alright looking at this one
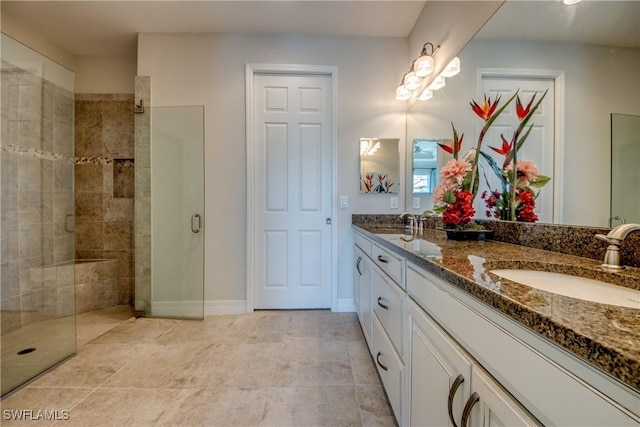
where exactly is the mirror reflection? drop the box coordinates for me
[360,138,400,194]
[405,0,640,227]
[411,139,438,194]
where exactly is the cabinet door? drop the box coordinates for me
[463,368,541,427]
[372,264,404,356]
[407,299,472,427]
[354,246,372,345]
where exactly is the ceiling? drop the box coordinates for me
[1,1,426,56]
[2,1,637,59]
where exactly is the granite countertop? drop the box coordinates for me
[354,224,640,393]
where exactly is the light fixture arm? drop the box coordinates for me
[420,42,441,57]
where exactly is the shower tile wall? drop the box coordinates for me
[1,60,75,335]
[74,94,135,305]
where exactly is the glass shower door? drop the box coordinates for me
[611,114,640,225]
[149,106,204,319]
[1,35,76,396]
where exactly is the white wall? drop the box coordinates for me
[75,55,136,94]
[137,33,408,305]
[406,39,640,227]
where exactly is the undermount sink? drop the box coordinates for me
[490,269,640,309]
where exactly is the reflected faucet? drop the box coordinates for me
[595,223,640,270]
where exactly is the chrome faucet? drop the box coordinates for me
[595,223,640,270]
[400,212,418,235]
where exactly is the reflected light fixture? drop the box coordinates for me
[563,0,582,4]
[414,42,439,77]
[427,75,446,91]
[440,57,461,78]
[417,89,433,102]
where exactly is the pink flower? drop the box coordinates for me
[505,159,540,187]
[432,180,450,206]
[441,159,472,184]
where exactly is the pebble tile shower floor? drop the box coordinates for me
[1,311,395,426]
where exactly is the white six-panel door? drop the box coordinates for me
[478,76,555,224]
[252,73,333,309]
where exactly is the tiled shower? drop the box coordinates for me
[1,35,136,397]
[74,94,135,306]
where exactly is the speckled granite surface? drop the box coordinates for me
[352,220,640,392]
[352,214,640,268]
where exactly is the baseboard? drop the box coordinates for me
[152,299,352,315]
[204,300,247,315]
[150,300,247,316]
[150,300,203,318]
[335,298,356,312]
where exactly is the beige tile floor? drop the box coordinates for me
[1,310,396,427]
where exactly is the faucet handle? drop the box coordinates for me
[595,234,618,245]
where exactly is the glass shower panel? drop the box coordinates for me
[611,114,640,225]
[149,106,204,319]
[1,34,76,396]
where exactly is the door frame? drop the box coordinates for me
[245,63,339,313]
[477,68,565,224]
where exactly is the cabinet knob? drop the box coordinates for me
[448,374,465,427]
[461,392,480,427]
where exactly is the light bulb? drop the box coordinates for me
[414,55,435,78]
[440,57,460,78]
[428,75,446,91]
[396,85,411,101]
[403,71,422,91]
[418,89,433,102]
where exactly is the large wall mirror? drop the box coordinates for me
[360,138,400,194]
[404,0,640,227]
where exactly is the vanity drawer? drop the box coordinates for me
[354,231,372,256]
[372,265,404,356]
[372,314,403,424]
[372,243,404,286]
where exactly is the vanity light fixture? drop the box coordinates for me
[563,0,582,4]
[396,41,461,102]
[413,42,439,77]
[395,83,411,101]
[403,70,422,91]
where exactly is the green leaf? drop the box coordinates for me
[479,151,508,190]
[443,189,456,204]
[530,175,551,188]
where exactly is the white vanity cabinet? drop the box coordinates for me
[353,245,372,347]
[406,261,640,427]
[405,298,541,427]
[352,226,639,427]
[354,231,406,425]
[405,298,472,426]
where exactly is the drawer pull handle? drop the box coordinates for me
[461,392,480,427]
[375,352,388,371]
[447,374,465,427]
[356,256,362,275]
[377,297,389,310]
[377,255,389,264]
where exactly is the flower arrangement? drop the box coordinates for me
[362,173,395,193]
[428,89,550,228]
